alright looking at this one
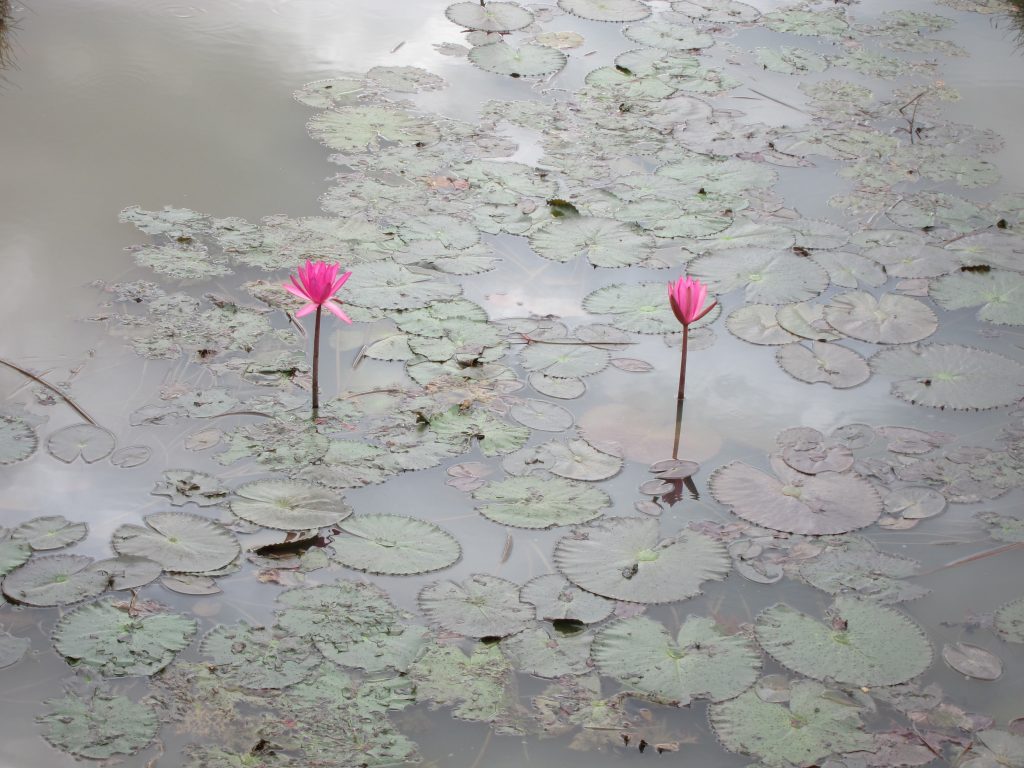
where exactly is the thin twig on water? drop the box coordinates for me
[0,357,97,426]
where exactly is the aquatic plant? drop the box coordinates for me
[283,260,352,413]
[667,275,716,399]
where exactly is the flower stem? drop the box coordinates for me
[671,397,685,460]
[312,305,322,415]
[676,324,688,401]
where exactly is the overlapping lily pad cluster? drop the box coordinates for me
[2,0,1024,765]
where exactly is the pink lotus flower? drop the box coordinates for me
[668,276,715,327]
[667,275,716,401]
[284,260,353,324]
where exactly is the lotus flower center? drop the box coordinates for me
[636,548,659,562]
[781,485,802,498]
[935,372,957,382]
[54,574,68,583]
[666,647,686,660]
[748,272,763,282]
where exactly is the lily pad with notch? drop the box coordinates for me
[331,514,461,575]
[2,554,108,606]
[230,479,352,531]
[824,292,937,344]
[46,423,116,464]
[501,625,594,678]
[445,1,535,31]
[38,689,159,760]
[12,516,87,551]
[419,574,534,638]
[468,42,568,78]
[112,512,240,573]
[473,475,610,529]
[519,573,615,623]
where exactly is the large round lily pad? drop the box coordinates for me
[473,476,610,529]
[446,1,534,31]
[871,343,1024,410]
[2,554,108,606]
[776,342,871,389]
[582,282,719,335]
[709,459,882,534]
[755,598,933,686]
[553,517,729,603]
[419,574,534,638]
[519,574,614,623]
[558,0,651,21]
[468,42,567,77]
[824,292,937,344]
[930,270,1024,326]
[331,514,461,575]
[0,540,31,577]
[201,622,320,688]
[39,690,159,759]
[688,249,829,305]
[799,540,928,603]
[46,423,116,464]
[230,479,352,530]
[709,679,872,768]
[53,598,197,676]
[528,217,654,267]
[520,343,609,378]
[501,626,593,678]
[12,515,87,550]
[112,512,240,573]
[593,615,761,704]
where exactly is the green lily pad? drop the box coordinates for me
[473,475,610,529]
[319,623,431,675]
[133,243,230,280]
[520,343,609,378]
[468,42,568,77]
[152,470,228,507]
[46,423,116,464]
[502,625,593,678]
[2,555,108,606]
[671,0,760,22]
[887,192,986,233]
[446,1,535,31]
[39,689,159,759]
[709,679,872,768]
[528,217,654,267]
[799,539,928,603]
[994,597,1024,643]
[811,250,887,289]
[90,555,164,590]
[408,642,519,727]
[53,597,197,676]
[554,517,729,603]
[688,249,829,305]
[0,415,37,465]
[755,598,933,686]
[519,574,614,623]
[559,0,651,21]
[0,540,31,577]
[346,260,461,310]
[930,270,1024,325]
[871,343,1024,410]
[12,516,87,550]
[756,46,829,74]
[529,372,587,399]
[112,512,240,573]
[865,242,962,278]
[726,305,799,345]
[593,615,761,704]
[419,574,534,638]
[763,7,850,36]
[582,281,719,334]
[276,582,407,644]
[308,106,440,152]
[201,622,320,688]
[623,21,714,50]
[331,514,461,575]
[824,292,937,344]
[509,399,575,431]
[539,437,623,481]
[230,479,352,530]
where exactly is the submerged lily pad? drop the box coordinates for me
[468,42,568,77]
[446,1,535,31]
[152,470,228,507]
[799,539,928,603]
[502,626,593,678]
[39,689,158,759]
[112,512,240,573]
[554,517,728,603]
[46,423,116,464]
[709,679,872,768]
[519,574,614,623]
[710,459,881,534]
[871,343,1024,410]
[420,574,534,638]
[824,292,937,344]
[53,598,197,676]
[942,642,1002,680]
[2,555,108,606]
[994,597,1024,644]
[593,615,761,704]
[0,633,30,669]
[473,475,610,529]
[230,480,352,530]
[0,415,37,465]
[12,516,87,550]
[331,515,461,575]
[559,0,651,21]
[201,622,320,688]
[755,598,932,686]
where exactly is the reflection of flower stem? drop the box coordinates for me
[0,357,97,426]
[677,325,688,400]
[311,306,322,414]
[672,397,684,460]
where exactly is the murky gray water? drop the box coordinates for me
[2,0,1024,766]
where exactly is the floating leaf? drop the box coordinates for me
[671,0,760,22]
[688,249,829,304]
[540,437,623,481]
[755,598,932,686]
[201,622,320,688]
[308,106,440,152]
[53,597,196,676]
[559,0,651,21]
[0,415,37,465]
[942,642,1002,680]
[710,459,881,534]
[871,343,1024,410]
[419,574,534,637]
[110,445,152,468]
[39,689,158,759]
[519,574,614,623]
[529,372,587,399]
[0,633,30,669]
[331,515,461,575]
[46,423,116,464]
[623,21,714,50]
[408,642,519,727]
[887,192,985,233]
[509,399,574,431]
[152,470,228,507]
[521,343,609,378]
[931,270,1024,325]
[230,480,352,530]
[502,626,593,678]
[582,282,719,334]
[528,217,654,267]
[90,556,163,591]
[593,615,760,704]
[468,42,568,77]
[0,540,31,577]
[811,250,886,289]
[756,46,829,74]
[763,7,850,36]
[776,302,842,342]
[12,515,87,551]
[799,539,928,603]
[2,554,107,606]
[346,261,461,310]
[446,1,535,31]
[554,517,728,603]
[726,305,799,345]
[473,475,610,529]
[994,597,1024,644]
[865,242,962,278]
[709,679,872,768]
[825,292,937,344]
[366,65,447,93]
[112,512,240,573]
